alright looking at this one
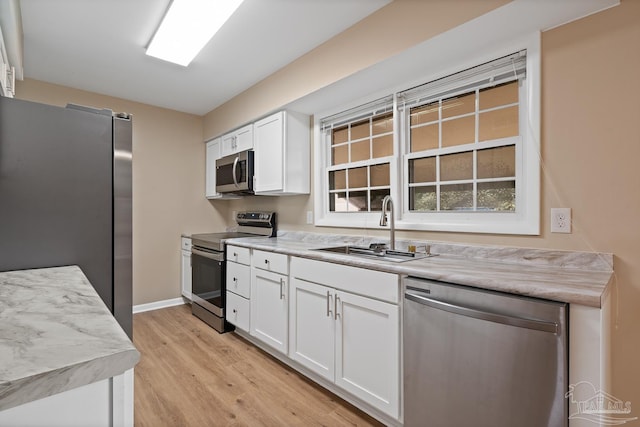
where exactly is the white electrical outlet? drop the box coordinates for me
[306,211,313,224]
[551,208,571,233]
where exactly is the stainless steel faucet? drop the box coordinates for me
[379,195,395,250]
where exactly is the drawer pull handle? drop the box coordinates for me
[233,277,237,282]
[265,259,269,265]
[233,309,237,314]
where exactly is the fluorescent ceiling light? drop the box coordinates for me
[146,0,244,67]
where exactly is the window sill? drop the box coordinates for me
[315,213,540,236]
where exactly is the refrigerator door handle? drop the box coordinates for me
[404,289,558,334]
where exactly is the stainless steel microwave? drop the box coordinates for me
[215,149,254,194]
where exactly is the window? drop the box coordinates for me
[405,81,519,213]
[314,43,540,235]
[321,98,395,218]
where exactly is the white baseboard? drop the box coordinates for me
[133,297,187,314]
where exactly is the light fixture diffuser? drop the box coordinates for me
[146,0,244,67]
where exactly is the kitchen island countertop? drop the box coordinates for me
[0,266,139,412]
[227,231,613,308]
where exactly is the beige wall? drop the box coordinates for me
[207,0,640,407]
[15,79,229,306]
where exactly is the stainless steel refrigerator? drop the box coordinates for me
[0,96,133,338]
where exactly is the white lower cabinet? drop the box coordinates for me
[250,268,288,354]
[334,289,399,416]
[289,257,400,419]
[225,245,251,331]
[180,237,192,300]
[0,370,134,427]
[289,279,335,380]
[226,290,250,332]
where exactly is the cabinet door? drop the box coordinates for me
[227,261,251,298]
[226,291,250,331]
[205,138,220,199]
[220,132,236,157]
[252,248,288,275]
[335,291,400,419]
[181,250,192,300]
[234,124,254,152]
[289,278,335,381]
[250,268,288,354]
[227,245,251,265]
[254,112,284,193]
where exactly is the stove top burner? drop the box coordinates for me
[191,232,259,252]
[191,211,276,252]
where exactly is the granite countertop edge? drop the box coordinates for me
[225,235,613,308]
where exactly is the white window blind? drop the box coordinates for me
[398,51,526,110]
[321,96,394,132]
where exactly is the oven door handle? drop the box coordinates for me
[192,247,224,262]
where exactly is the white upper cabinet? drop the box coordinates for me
[254,111,310,195]
[205,138,220,199]
[220,123,253,157]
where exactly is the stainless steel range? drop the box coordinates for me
[190,212,276,333]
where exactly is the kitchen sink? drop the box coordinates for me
[312,245,436,263]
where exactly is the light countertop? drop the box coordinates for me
[226,231,613,308]
[0,266,140,411]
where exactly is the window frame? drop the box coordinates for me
[313,35,540,235]
[316,96,399,228]
[400,79,528,232]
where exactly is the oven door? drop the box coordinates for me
[191,246,225,317]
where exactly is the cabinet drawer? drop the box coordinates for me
[290,257,399,304]
[227,261,251,298]
[226,291,249,331]
[227,245,251,265]
[253,249,288,275]
[181,237,192,251]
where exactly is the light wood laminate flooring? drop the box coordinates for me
[133,304,384,426]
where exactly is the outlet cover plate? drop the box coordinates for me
[551,208,571,233]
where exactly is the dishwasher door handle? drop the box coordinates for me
[404,289,558,334]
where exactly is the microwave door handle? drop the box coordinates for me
[232,156,240,188]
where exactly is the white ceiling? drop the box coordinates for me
[18,0,391,115]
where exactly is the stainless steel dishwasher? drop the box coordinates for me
[403,277,568,427]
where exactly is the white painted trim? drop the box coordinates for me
[132,297,186,314]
